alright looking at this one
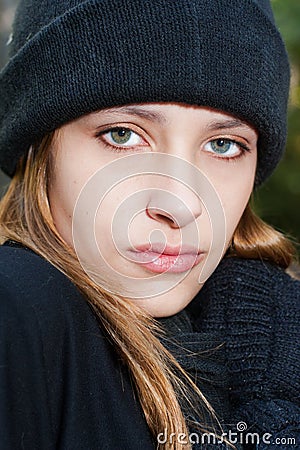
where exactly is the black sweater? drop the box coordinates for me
[0,243,299,449]
[0,244,154,449]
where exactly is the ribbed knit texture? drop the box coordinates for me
[0,0,290,183]
[159,310,230,420]
[187,256,300,441]
[159,310,231,449]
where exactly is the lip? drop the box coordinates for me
[126,243,205,274]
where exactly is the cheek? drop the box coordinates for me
[205,154,257,241]
[223,193,250,241]
[219,172,255,240]
[49,182,74,245]
[93,181,149,260]
[48,162,89,246]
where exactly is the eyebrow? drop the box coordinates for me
[96,107,253,132]
[101,106,167,124]
[206,118,251,131]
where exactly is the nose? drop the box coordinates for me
[146,180,202,228]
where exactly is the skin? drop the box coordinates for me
[49,103,258,317]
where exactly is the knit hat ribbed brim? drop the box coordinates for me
[0,0,290,183]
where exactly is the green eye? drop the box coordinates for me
[110,128,133,144]
[204,138,245,158]
[98,126,147,150]
[210,139,232,154]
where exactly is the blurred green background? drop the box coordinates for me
[0,0,299,253]
[253,0,300,256]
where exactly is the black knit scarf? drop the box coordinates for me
[158,310,232,449]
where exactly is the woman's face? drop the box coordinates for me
[49,103,257,317]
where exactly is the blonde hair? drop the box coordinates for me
[0,134,296,448]
[230,203,296,268]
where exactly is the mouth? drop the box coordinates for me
[126,243,205,274]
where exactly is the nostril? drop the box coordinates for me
[146,207,177,226]
[156,213,176,226]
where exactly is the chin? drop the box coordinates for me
[135,292,197,318]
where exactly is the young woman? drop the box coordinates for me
[0,0,299,449]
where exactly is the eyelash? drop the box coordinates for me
[95,127,148,153]
[95,127,251,160]
[205,139,251,162]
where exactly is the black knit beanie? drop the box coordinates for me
[0,0,290,183]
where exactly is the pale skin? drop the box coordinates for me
[49,103,258,317]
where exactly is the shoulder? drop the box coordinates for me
[0,242,117,386]
[0,242,89,317]
[0,243,104,350]
[0,242,79,299]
